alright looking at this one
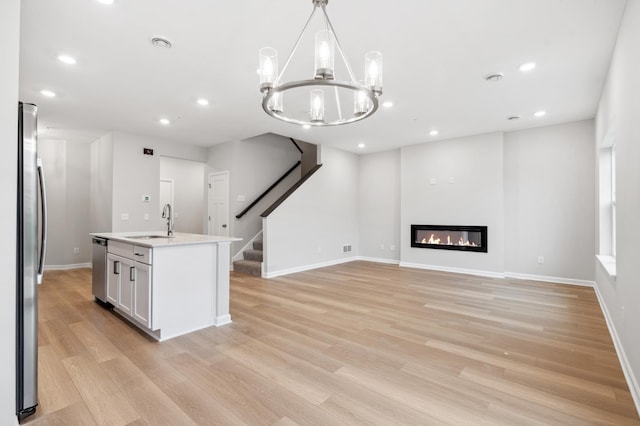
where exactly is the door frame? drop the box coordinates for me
[208,171,230,236]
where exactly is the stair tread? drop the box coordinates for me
[243,249,263,262]
[253,240,263,250]
[233,259,262,277]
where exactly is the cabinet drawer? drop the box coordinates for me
[108,240,133,258]
[133,246,152,264]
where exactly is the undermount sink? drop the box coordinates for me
[125,235,174,239]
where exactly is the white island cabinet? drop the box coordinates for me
[92,232,241,341]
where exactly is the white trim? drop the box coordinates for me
[596,255,617,279]
[504,272,595,287]
[44,262,92,271]
[356,256,400,265]
[263,256,357,278]
[215,315,232,326]
[593,283,640,415]
[399,262,505,279]
[232,230,263,262]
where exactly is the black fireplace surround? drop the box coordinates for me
[411,225,488,253]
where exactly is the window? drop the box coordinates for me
[597,131,616,278]
[611,146,616,257]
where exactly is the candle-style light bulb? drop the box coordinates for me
[364,51,383,95]
[314,30,335,80]
[259,47,278,92]
[310,89,325,123]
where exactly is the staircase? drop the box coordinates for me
[233,240,263,277]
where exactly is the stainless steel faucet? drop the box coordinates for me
[161,203,174,236]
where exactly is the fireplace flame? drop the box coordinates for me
[420,234,478,247]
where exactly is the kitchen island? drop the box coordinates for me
[91,231,241,341]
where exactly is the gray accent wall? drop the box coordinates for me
[40,140,92,267]
[504,121,595,280]
[595,0,640,406]
[0,0,20,421]
[400,132,506,274]
[358,149,401,262]
[90,132,113,233]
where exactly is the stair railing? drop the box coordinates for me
[235,160,301,219]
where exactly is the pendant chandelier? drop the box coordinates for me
[259,0,383,127]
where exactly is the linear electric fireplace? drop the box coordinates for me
[411,225,488,253]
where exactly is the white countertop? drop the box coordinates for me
[91,231,241,248]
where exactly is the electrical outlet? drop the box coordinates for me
[144,213,149,220]
[121,213,129,220]
[73,247,79,254]
[537,256,544,264]
[390,245,396,251]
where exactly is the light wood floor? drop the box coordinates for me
[24,262,639,425]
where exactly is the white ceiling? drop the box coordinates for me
[19,0,627,153]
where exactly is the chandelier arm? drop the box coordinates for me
[334,86,344,121]
[276,7,319,85]
[320,4,359,85]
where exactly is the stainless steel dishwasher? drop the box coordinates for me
[91,237,109,305]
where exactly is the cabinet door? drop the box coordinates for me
[133,262,152,329]
[106,254,121,306]
[118,261,134,316]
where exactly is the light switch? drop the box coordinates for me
[237,195,246,202]
[449,177,455,184]
[144,213,149,220]
[429,178,437,185]
[142,194,150,202]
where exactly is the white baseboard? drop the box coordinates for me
[399,262,505,279]
[263,256,358,278]
[505,272,594,287]
[215,315,232,326]
[356,256,400,265]
[593,283,640,415]
[45,262,92,271]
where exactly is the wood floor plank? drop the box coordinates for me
[24,264,640,425]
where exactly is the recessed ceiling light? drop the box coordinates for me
[57,54,77,65]
[429,130,439,136]
[358,143,366,149]
[302,124,311,129]
[159,118,171,125]
[151,36,172,49]
[197,98,209,106]
[519,62,536,72]
[382,101,393,108]
[96,0,114,4]
[534,110,546,117]
[40,90,56,97]
[484,73,504,82]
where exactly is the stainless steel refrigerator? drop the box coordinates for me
[16,102,47,420]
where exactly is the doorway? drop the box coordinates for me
[208,171,229,236]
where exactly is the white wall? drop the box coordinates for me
[90,132,113,233]
[159,156,205,234]
[1,0,20,422]
[110,131,208,233]
[358,149,401,262]
[504,121,595,281]
[264,146,359,276]
[40,140,92,267]
[400,133,505,275]
[595,0,640,408]
[208,133,301,256]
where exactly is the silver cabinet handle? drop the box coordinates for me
[37,159,47,283]
[114,260,120,275]
[130,267,136,282]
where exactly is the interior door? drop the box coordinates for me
[208,171,229,236]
